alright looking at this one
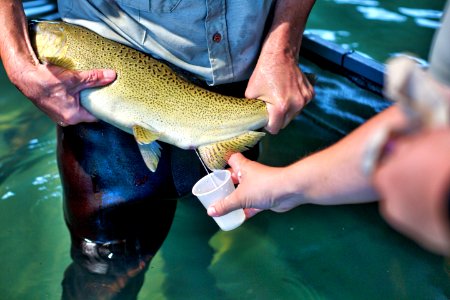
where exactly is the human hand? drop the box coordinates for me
[373,128,450,255]
[245,51,314,134]
[12,62,116,126]
[207,153,303,219]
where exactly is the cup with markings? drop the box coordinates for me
[192,170,245,231]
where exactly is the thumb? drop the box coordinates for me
[74,69,116,92]
[207,191,242,217]
[208,153,249,217]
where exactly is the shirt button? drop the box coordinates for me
[212,32,222,43]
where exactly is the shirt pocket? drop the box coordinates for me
[116,0,182,13]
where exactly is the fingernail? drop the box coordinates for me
[207,206,217,216]
[102,69,116,80]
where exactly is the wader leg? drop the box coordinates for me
[57,122,177,299]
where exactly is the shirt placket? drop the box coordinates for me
[205,0,234,85]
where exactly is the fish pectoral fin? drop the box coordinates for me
[44,56,76,70]
[198,131,265,170]
[132,125,162,172]
[133,125,161,144]
[137,142,162,172]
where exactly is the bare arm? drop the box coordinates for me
[246,0,316,134]
[208,105,407,217]
[0,1,115,125]
[0,1,40,81]
[209,105,450,255]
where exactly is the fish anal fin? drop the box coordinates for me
[198,131,265,170]
[132,125,162,172]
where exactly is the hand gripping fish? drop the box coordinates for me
[29,21,269,171]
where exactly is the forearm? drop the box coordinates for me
[262,0,316,59]
[207,106,407,217]
[284,105,407,205]
[247,0,316,134]
[0,1,39,84]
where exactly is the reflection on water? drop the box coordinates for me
[414,17,441,29]
[355,6,443,28]
[333,0,378,5]
[1,0,449,299]
[305,29,351,42]
[398,7,443,19]
[356,7,408,22]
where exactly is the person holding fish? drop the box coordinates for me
[0,0,316,298]
[208,2,450,256]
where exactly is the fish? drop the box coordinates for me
[29,21,304,172]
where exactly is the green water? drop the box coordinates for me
[306,0,446,62]
[1,0,449,299]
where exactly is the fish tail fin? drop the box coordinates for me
[198,131,265,170]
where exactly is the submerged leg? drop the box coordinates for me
[57,122,177,299]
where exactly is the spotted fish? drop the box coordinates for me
[30,20,270,171]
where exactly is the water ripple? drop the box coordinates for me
[357,6,407,22]
[398,7,442,19]
[414,18,441,29]
[334,0,379,6]
[1,191,15,201]
[304,29,350,42]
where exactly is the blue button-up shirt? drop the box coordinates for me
[58,0,274,85]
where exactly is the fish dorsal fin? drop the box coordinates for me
[132,125,162,172]
[198,131,265,170]
[43,56,76,70]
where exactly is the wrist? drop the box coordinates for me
[260,24,301,61]
[263,0,314,61]
[2,46,39,86]
[281,161,312,205]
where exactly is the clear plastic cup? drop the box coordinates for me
[192,170,245,231]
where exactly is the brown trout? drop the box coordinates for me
[30,20,269,171]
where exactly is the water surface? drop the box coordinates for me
[0,0,449,299]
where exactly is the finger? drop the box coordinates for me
[299,73,315,104]
[228,152,247,170]
[265,103,284,134]
[244,82,260,100]
[304,86,315,104]
[227,167,240,184]
[244,208,262,219]
[57,93,99,125]
[76,107,98,123]
[74,69,116,93]
[56,121,67,127]
[281,107,301,129]
[302,72,314,88]
[208,155,248,216]
[245,87,281,134]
